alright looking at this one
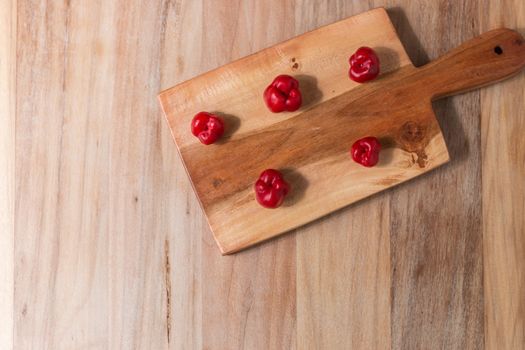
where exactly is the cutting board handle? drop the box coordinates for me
[420,28,525,99]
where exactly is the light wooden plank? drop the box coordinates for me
[106,0,171,348]
[297,200,391,349]
[193,1,298,348]
[158,1,206,348]
[201,236,297,349]
[0,0,15,349]
[385,1,485,348]
[14,1,114,348]
[157,1,296,348]
[294,2,392,349]
[481,1,525,349]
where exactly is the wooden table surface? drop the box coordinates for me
[2,1,524,349]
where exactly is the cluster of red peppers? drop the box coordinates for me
[190,47,381,208]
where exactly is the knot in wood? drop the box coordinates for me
[401,121,425,143]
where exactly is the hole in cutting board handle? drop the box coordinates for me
[494,46,503,55]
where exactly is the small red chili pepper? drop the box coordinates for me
[254,169,290,209]
[263,75,302,113]
[351,136,381,167]
[190,112,224,145]
[349,47,380,83]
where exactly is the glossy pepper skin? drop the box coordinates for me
[351,136,381,167]
[254,169,290,208]
[263,75,302,113]
[190,112,224,145]
[349,47,380,83]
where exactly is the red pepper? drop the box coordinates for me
[349,47,380,83]
[190,112,224,145]
[351,137,381,167]
[254,169,290,208]
[263,75,302,113]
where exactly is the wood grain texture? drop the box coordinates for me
[293,4,395,349]
[297,200,391,349]
[199,2,298,348]
[107,1,171,348]
[162,1,298,348]
[0,1,15,349]
[14,0,167,348]
[15,1,112,348]
[159,1,206,348]
[293,4,393,349]
[9,1,525,349]
[481,1,525,349]
[385,2,486,348]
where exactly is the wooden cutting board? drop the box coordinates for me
[159,7,525,254]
